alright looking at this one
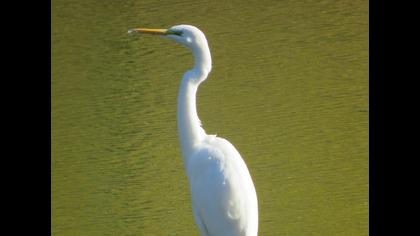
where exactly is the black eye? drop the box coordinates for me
[167,29,184,36]
[173,30,183,36]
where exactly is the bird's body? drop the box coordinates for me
[187,136,258,236]
[129,25,258,236]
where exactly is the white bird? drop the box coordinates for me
[129,25,258,236]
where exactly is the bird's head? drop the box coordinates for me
[128,24,208,51]
[129,24,212,75]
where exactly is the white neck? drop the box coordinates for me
[177,43,212,162]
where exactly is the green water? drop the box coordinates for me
[52,0,368,235]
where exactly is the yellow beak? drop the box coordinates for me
[128,28,168,35]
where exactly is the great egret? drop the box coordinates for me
[129,25,258,236]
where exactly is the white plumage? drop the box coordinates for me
[129,25,258,236]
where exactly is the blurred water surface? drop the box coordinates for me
[52,0,368,235]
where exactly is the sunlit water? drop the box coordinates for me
[52,0,368,235]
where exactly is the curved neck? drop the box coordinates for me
[177,44,212,161]
[192,44,212,77]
